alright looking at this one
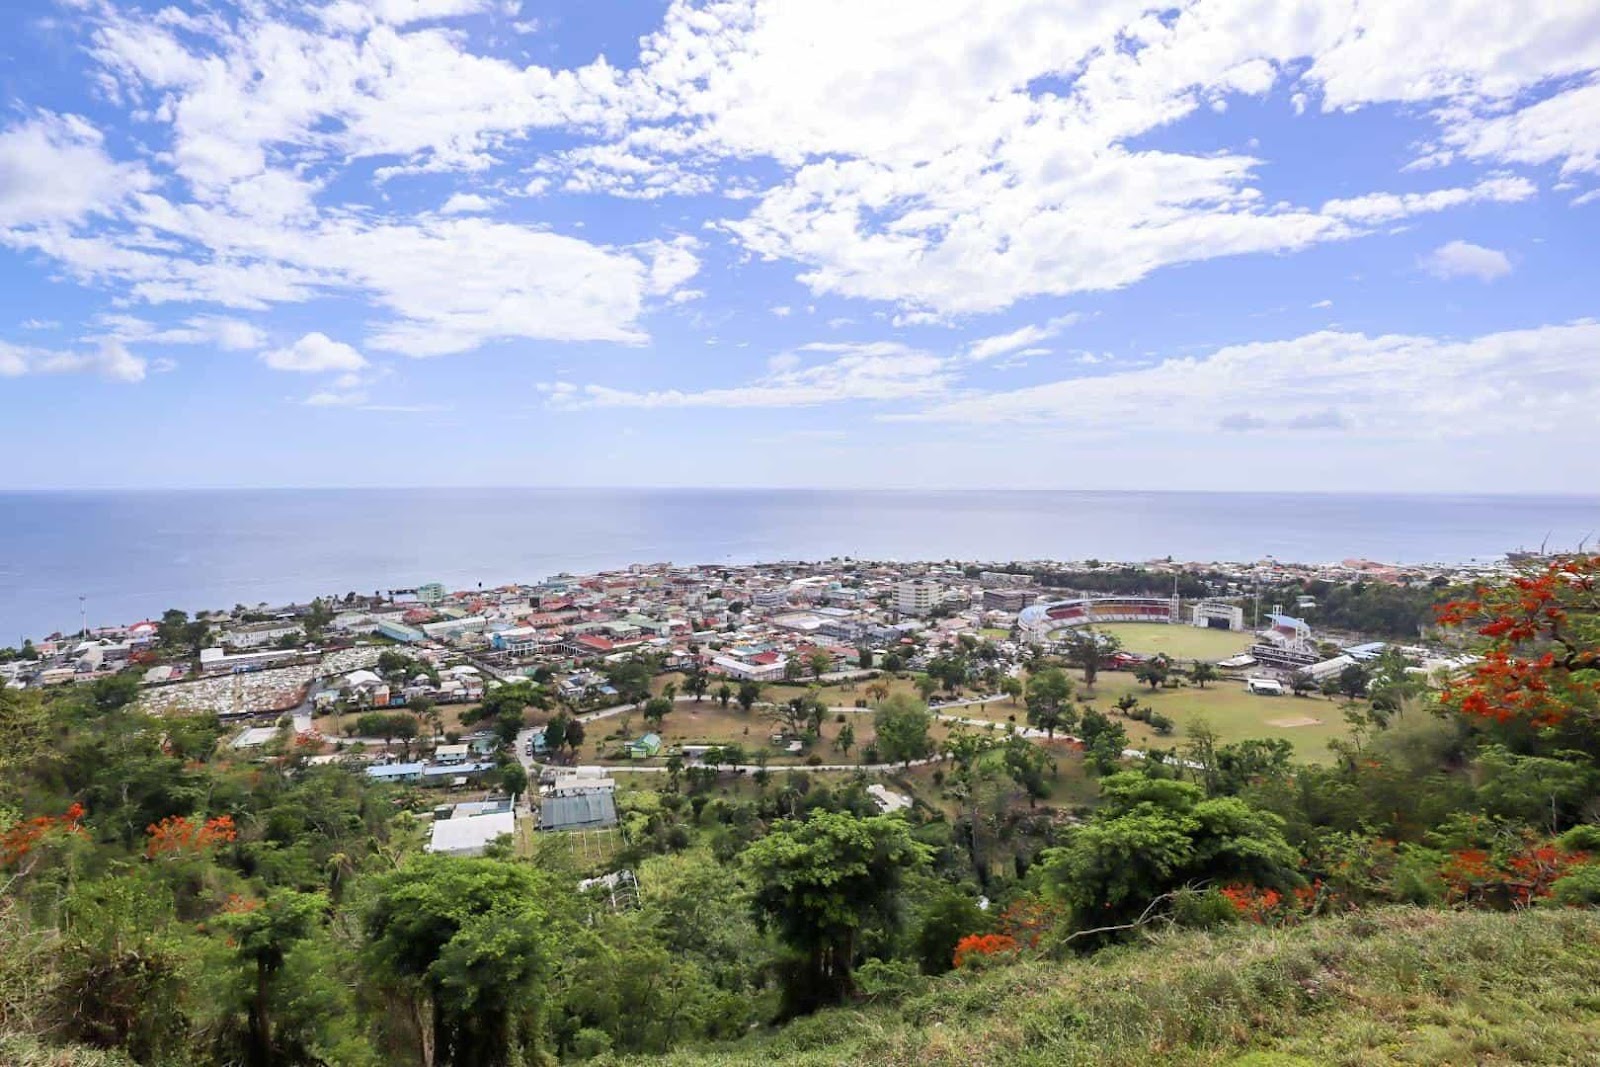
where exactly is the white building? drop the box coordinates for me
[222,620,302,649]
[427,811,515,856]
[1190,601,1246,631]
[895,579,940,617]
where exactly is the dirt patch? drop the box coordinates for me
[1267,716,1323,728]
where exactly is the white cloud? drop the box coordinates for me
[92,314,267,350]
[770,305,792,317]
[967,314,1080,362]
[262,332,368,372]
[0,113,150,228]
[0,337,147,382]
[541,341,952,409]
[1311,299,1333,308]
[439,192,496,214]
[1420,240,1513,282]
[897,322,1600,440]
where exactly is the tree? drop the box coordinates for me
[770,693,824,737]
[808,649,833,680]
[1065,627,1120,689]
[856,647,873,669]
[217,889,325,1067]
[914,675,940,702]
[736,681,762,714]
[1135,657,1171,691]
[1041,772,1301,931]
[1000,675,1024,704]
[1002,735,1055,800]
[913,889,989,975]
[873,693,932,765]
[564,718,585,756]
[643,696,673,730]
[365,856,562,1066]
[543,712,571,755]
[301,597,334,642]
[1189,662,1219,689]
[500,761,528,798]
[782,657,804,684]
[835,721,856,755]
[1024,667,1075,738]
[1289,670,1317,697]
[714,682,733,709]
[865,680,891,705]
[743,811,931,1013]
[684,663,710,702]
[1337,662,1370,699]
[1078,708,1129,776]
[91,673,142,712]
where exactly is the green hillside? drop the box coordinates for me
[630,908,1600,1067]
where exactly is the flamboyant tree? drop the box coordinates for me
[1437,554,1600,745]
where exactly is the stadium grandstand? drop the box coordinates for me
[1019,595,1179,638]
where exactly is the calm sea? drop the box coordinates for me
[2,488,1596,642]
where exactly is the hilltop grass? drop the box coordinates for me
[618,908,1600,1067]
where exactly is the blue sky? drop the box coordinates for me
[1,0,1598,492]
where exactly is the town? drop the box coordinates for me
[3,554,1487,861]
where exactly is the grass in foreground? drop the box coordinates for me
[622,908,1600,1067]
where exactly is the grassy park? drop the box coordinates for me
[1092,621,1254,661]
[948,670,1351,761]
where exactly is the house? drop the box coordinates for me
[366,761,425,783]
[434,743,471,764]
[538,791,618,832]
[428,811,515,856]
[626,732,662,759]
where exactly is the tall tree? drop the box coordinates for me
[1024,667,1076,738]
[217,889,325,1067]
[365,856,563,1067]
[873,693,933,765]
[743,811,931,1014]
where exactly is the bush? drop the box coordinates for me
[1550,864,1600,906]
[805,754,823,767]
[1558,824,1600,852]
[1170,887,1238,930]
[853,957,926,1004]
[568,1027,612,1060]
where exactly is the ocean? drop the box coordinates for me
[2,488,1597,642]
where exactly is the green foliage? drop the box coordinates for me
[1042,772,1301,929]
[912,888,990,975]
[1024,667,1075,737]
[365,855,565,1066]
[743,810,931,1013]
[872,693,932,765]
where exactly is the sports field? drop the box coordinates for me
[1093,622,1254,661]
[1090,674,1348,761]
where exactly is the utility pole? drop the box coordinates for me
[79,595,87,639]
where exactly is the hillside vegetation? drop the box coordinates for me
[636,908,1600,1067]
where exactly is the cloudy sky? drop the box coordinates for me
[2,0,1598,492]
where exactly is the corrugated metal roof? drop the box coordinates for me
[428,811,515,854]
[539,791,618,831]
